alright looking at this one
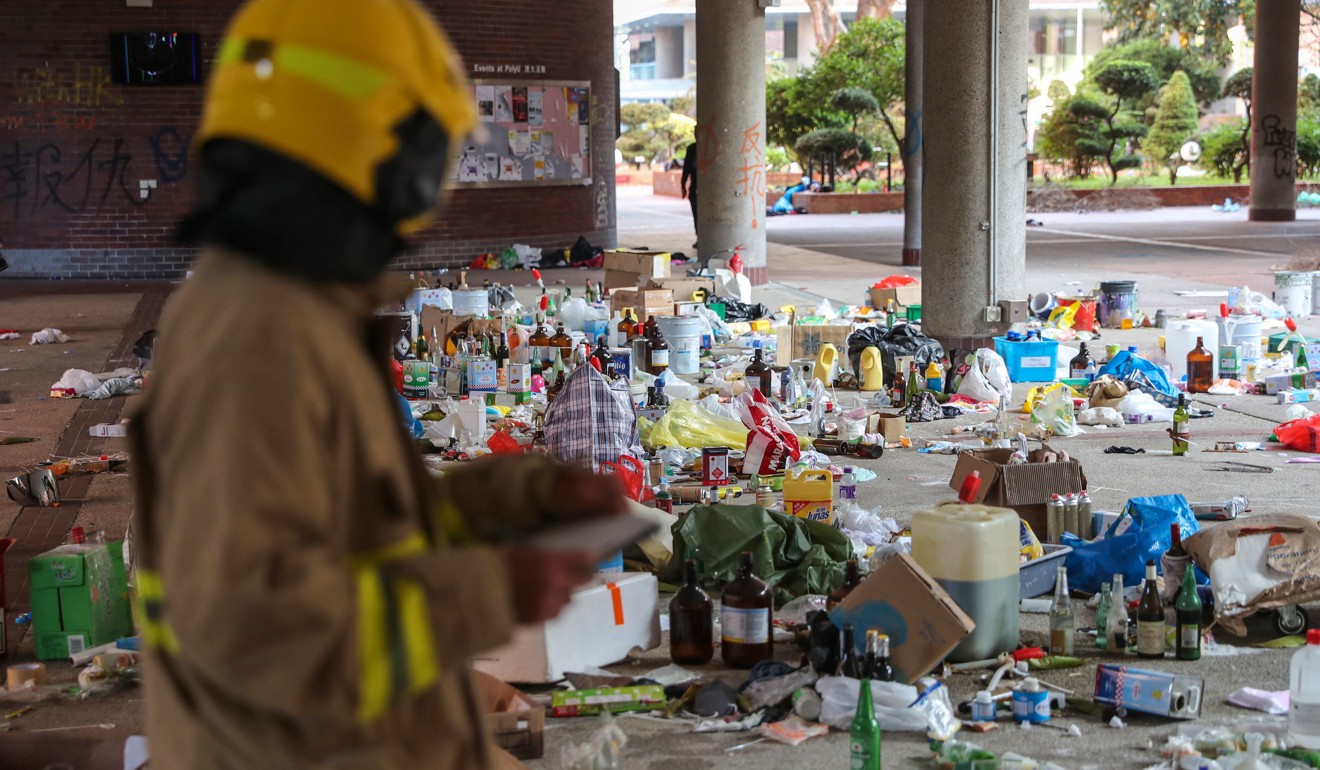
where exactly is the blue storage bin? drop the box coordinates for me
[994,336,1059,382]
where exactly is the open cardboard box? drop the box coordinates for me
[832,553,975,683]
[948,447,1086,538]
[473,670,546,760]
[868,285,922,310]
[603,250,671,280]
[474,573,661,683]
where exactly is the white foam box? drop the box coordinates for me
[474,573,661,683]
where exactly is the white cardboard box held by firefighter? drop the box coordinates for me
[1184,513,1320,636]
[474,573,661,683]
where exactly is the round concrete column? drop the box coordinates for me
[1249,0,1300,222]
[921,0,1028,347]
[902,0,924,267]
[695,0,768,285]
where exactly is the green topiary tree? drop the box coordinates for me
[1147,71,1202,184]
[796,128,870,187]
[1198,122,1248,180]
[1081,60,1161,184]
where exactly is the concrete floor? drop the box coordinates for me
[3,192,1320,767]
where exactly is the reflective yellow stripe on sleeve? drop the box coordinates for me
[353,533,440,723]
[135,569,180,655]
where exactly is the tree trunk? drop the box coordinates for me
[806,0,845,52]
[856,0,896,18]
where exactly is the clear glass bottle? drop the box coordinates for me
[1106,574,1129,652]
[720,551,773,668]
[669,559,714,665]
[1048,565,1075,656]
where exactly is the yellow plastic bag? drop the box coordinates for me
[1047,302,1079,330]
[642,399,750,450]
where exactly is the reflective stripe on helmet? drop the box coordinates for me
[217,37,394,102]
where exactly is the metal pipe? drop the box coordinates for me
[987,0,1000,310]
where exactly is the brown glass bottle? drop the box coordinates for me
[1069,342,1094,380]
[745,345,773,397]
[591,337,610,370]
[645,316,670,376]
[893,367,907,408]
[549,322,573,371]
[528,314,552,371]
[1187,336,1214,394]
[620,309,638,342]
[721,551,773,668]
[826,558,862,610]
[669,560,714,665]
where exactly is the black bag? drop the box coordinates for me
[846,324,945,387]
[720,298,768,322]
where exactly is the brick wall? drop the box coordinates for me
[0,0,617,279]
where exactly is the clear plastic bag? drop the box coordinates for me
[957,349,1012,403]
[1030,385,1080,437]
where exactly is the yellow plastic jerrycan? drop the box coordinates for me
[814,343,839,386]
[859,346,885,391]
[783,467,835,525]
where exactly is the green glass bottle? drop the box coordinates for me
[850,679,881,770]
[1172,394,1189,457]
[1095,581,1112,651]
[1175,566,1203,661]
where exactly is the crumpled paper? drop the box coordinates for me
[30,328,69,345]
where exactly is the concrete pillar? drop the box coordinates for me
[902,0,923,266]
[1249,0,1300,222]
[922,0,1028,347]
[696,0,769,284]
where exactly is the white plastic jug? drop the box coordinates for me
[1165,320,1220,383]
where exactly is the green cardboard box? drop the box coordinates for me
[28,542,132,660]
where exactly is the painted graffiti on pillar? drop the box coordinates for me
[695,113,720,175]
[902,109,922,159]
[1260,114,1297,181]
[1,137,147,220]
[589,95,610,229]
[14,65,122,108]
[1018,94,1030,155]
[737,121,765,230]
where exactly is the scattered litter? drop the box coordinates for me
[1109,716,1125,729]
[1226,687,1289,715]
[1103,446,1145,454]
[29,328,69,345]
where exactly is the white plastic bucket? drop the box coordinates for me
[1166,319,1220,383]
[1275,271,1314,319]
[452,289,490,317]
[1216,315,1264,363]
[656,315,702,374]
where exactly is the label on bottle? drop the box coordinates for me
[721,606,769,644]
[1291,700,1320,737]
[1178,623,1200,651]
[651,349,669,367]
[1070,366,1086,380]
[1049,627,1074,656]
[849,742,875,770]
[1136,621,1165,656]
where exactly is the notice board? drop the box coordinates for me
[453,80,592,188]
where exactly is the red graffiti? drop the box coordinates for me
[737,121,765,230]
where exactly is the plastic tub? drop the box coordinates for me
[1276,271,1314,319]
[1098,281,1138,329]
[1019,544,1073,599]
[993,336,1059,382]
[656,315,702,375]
[912,503,1020,663]
[452,289,490,317]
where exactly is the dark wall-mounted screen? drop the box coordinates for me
[110,32,202,84]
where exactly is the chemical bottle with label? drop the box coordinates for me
[827,558,862,610]
[669,559,714,665]
[1048,565,1075,655]
[1175,566,1202,661]
[1069,342,1095,380]
[1136,559,1166,658]
[721,551,773,668]
[925,360,944,393]
[645,315,670,376]
[745,342,774,397]
[1289,629,1320,749]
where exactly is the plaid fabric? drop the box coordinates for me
[544,365,643,472]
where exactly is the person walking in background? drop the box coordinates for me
[681,141,698,247]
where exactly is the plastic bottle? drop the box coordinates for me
[839,466,857,505]
[655,475,673,514]
[1290,629,1320,749]
[925,360,944,393]
[608,311,624,347]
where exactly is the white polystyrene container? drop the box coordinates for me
[911,503,1020,663]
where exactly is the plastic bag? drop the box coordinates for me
[1276,413,1320,452]
[846,325,944,385]
[1228,286,1287,319]
[558,297,592,331]
[899,391,943,423]
[1086,375,1129,409]
[30,328,69,345]
[1024,382,1079,415]
[51,369,102,396]
[735,388,802,474]
[874,275,918,289]
[1077,406,1123,427]
[1062,494,1200,594]
[642,399,749,450]
[816,677,926,732]
[545,365,643,471]
[600,455,653,503]
[757,715,830,747]
[1031,386,1080,436]
[1046,302,1079,330]
[956,349,1012,403]
[1116,391,1175,423]
[1098,350,1181,407]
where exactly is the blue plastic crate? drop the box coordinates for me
[994,336,1059,382]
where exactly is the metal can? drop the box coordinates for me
[756,485,775,508]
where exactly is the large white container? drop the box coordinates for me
[1166,319,1220,384]
[1313,273,1320,315]
[655,315,702,375]
[1289,628,1320,748]
[1216,315,1264,364]
[1276,271,1314,319]
[911,503,1020,663]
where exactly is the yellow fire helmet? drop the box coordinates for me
[198,0,477,235]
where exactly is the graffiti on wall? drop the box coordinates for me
[1,137,145,219]
[1260,114,1297,181]
[736,121,765,230]
[14,65,122,109]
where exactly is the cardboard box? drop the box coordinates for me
[610,288,675,322]
[603,250,670,280]
[948,448,1086,538]
[88,423,127,438]
[869,285,922,310]
[551,685,667,717]
[1263,369,1317,395]
[775,324,854,367]
[28,542,132,660]
[646,277,715,303]
[604,270,646,290]
[1219,345,1241,380]
[474,671,546,760]
[833,553,975,684]
[867,413,906,443]
[474,573,661,683]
